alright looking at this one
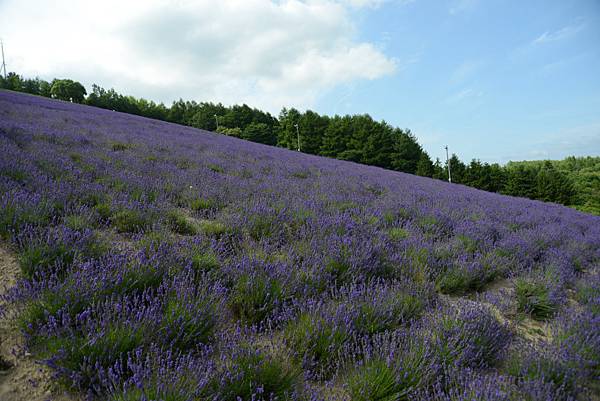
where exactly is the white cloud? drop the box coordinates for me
[0,0,397,112]
[532,21,585,45]
[445,87,483,104]
[338,0,414,8]
[450,59,484,85]
[449,0,478,15]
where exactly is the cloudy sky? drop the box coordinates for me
[1,0,599,163]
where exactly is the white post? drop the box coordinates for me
[0,40,6,79]
[445,145,452,183]
[294,123,300,152]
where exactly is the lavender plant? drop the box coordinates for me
[0,91,599,400]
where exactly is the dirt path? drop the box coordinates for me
[0,244,77,401]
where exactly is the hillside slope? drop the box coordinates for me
[0,90,599,400]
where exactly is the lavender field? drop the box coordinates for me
[0,90,599,401]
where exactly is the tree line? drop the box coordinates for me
[1,72,595,214]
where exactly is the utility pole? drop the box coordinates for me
[0,39,7,79]
[294,123,300,152]
[214,114,219,131]
[445,145,452,183]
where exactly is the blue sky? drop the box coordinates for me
[318,0,600,163]
[1,0,599,163]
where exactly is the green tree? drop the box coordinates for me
[320,115,352,158]
[416,152,434,177]
[390,129,423,174]
[432,158,447,180]
[448,154,466,184]
[216,126,243,138]
[536,161,575,205]
[50,79,86,103]
[503,165,538,198]
[0,72,23,91]
[242,122,276,145]
[277,108,302,150]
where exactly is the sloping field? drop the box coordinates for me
[0,90,598,400]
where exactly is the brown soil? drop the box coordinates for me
[0,244,77,401]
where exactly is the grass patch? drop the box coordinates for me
[19,242,75,279]
[212,350,300,400]
[0,199,53,239]
[111,209,152,233]
[43,325,145,389]
[436,260,502,295]
[64,214,97,231]
[515,278,557,320]
[198,220,228,237]
[228,274,283,325]
[285,313,348,378]
[191,251,220,275]
[248,215,275,241]
[166,210,198,235]
[353,292,423,335]
[163,296,218,350]
[347,359,411,401]
[110,263,164,296]
[0,167,30,183]
[189,197,216,212]
[110,142,133,151]
[207,163,224,173]
[387,227,409,241]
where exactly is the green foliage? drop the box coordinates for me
[50,79,86,103]
[110,387,191,401]
[213,350,300,401]
[515,278,557,320]
[242,122,277,145]
[110,141,133,151]
[248,215,275,241]
[0,166,30,183]
[19,242,74,279]
[387,227,409,241]
[94,201,113,220]
[353,292,423,335]
[166,210,198,235]
[190,197,217,211]
[19,290,72,337]
[347,359,410,401]
[163,296,217,349]
[64,214,96,231]
[190,251,220,274]
[0,72,52,97]
[415,152,434,177]
[207,163,224,173]
[285,313,349,376]
[198,220,228,237]
[504,349,576,394]
[324,257,352,283]
[436,259,501,295]
[42,325,145,388]
[0,202,52,239]
[228,274,283,325]
[110,263,164,296]
[216,126,243,137]
[111,209,152,233]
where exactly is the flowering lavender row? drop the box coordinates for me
[1,90,599,400]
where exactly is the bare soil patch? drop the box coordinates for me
[0,244,77,401]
